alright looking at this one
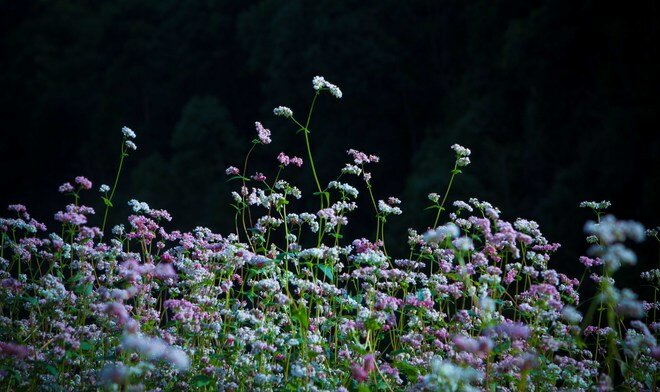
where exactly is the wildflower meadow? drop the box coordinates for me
[1,76,658,391]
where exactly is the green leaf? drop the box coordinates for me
[75,283,93,296]
[318,264,334,281]
[66,273,84,284]
[190,374,213,387]
[80,341,93,351]
[357,383,371,392]
[313,191,330,205]
[492,340,510,355]
[226,175,249,182]
[45,364,59,377]
[22,296,39,305]
[296,304,309,331]
[102,197,113,207]
[394,361,419,379]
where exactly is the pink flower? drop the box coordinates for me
[0,342,29,360]
[75,176,92,190]
[251,172,267,181]
[277,152,290,166]
[363,354,376,373]
[225,166,240,175]
[290,156,303,167]
[255,122,271,144]
[350,362,369,382]
[58,182,74,193]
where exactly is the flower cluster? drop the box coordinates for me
[0,76,657,391]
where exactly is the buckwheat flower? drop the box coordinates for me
[561,305,583,324]
[579,200,611,211]
[312,75,343,98]
[251,172,266,181]
[0,342,29,360]
[74,176,92,190]
[290,156,303,167]
[99,184,110,193]
[277,152,290,166]
[58,182,74,193]
[453,200,473,212]
[100,363,128,385]
[350,362,369,382]
[342,164,362,175]
[584,215,645,245]
[125,140,137,150]
[616,289,645,318]
[453,236,474,251]
[128,199,150,213]
[225,166,240,175]
[112,224,125,236]
[457,157,471,166]
[164,347,190,371]
[427,193,440,203]
[424,223,460,243]
[255,121,271,144]
[273,106,293,118]
[121,126,136,139]
[347,149,379,164]
[451,144,471,157]
[378,200,402,215]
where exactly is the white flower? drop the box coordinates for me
[424,223,461,243]
[125,140,137,150]
[122,126,136,139]
[561,306,583,324]
[457,157,471,167]
[273,106,293,118]
[99,184,110,193]
[451,144,471,157]
[378,200,402,215]
[312,75,342,98]
[579,200,611,210]
[128,199,151,213]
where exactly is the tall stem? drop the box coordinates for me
[433,162,459,227]
[101,145,127,234]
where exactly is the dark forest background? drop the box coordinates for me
[1,0,658,286]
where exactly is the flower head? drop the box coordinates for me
[312,76,342,98]
[122,126,136,139]
[273,106,293,118]
[255,122,271,144]
[125,140,137,150]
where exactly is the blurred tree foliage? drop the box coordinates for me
[1,0,658,282]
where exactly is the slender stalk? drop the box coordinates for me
[101,144,127,234]
[433,162,459,227]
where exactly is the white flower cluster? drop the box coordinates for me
[122,126,136,139]
[273,106,293,118]
[378,200,402,215]
[423,358,480,392]
[328,181,359,199]
[120,334,190,371]
[423,223,460,244]
[451,144,471,166]
[579,200,612,210]
[312,76,342,98]
[584,215,645,245]
[99,184,110,193]
[341,164,362,176]
[128,199,151,213]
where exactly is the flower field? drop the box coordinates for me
[1,77,658,391]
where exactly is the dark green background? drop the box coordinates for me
[1,1,658,284]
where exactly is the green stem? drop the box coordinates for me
[433,162,459,227]
[101,145,127,234]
